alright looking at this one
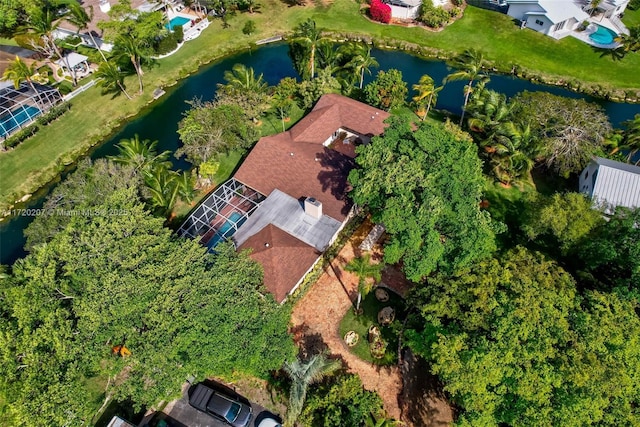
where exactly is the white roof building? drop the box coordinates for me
[579,157,640,214]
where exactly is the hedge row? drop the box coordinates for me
[3,102,71,149]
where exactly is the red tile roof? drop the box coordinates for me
[238,224,321,303]
[234,94,389,221]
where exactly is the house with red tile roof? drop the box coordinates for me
[178,93,389,303]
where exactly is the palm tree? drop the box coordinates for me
[221,63,268,94]
[2,56,47,111]
[443,48,489,126]
[344,253,383,313]
[365,412,396,427]
[611,114,640,165]
[21,5,78,86]
[614,25,640,55]
[113,33,151,94]
[342,42,379,89]
[2,56,39,93]
[176,171,196,204]
[316,40,340,72]
[144,165,180,215]
[412,74,441,120]
[94,60,132,99]
[292,19,323,79]
[109,135,171,173]
[283,352,341,427]
[65,3,109,63]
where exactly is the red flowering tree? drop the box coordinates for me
[370,0,391,24]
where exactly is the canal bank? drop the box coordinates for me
[2,43,640,265]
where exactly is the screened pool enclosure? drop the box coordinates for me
[177,178,265,249]
[0,83,62,139]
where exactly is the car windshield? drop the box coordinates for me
[225,402,241,422]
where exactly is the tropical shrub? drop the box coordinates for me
[419,0,450,27]
[242,20,257,35]
[300,374,384,427]
[370,0,391,24]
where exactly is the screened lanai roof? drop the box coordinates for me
[0,83,62,138]
[177,178,265,249]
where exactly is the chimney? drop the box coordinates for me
[304,197,322,219]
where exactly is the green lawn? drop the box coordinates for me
[338,288,406,366]
[622,7,640,28]
[1,0,640,211]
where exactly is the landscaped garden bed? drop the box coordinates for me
[339,287,406,365]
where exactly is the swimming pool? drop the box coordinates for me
[165,16,190,31]
[206,212,247,249]
[589,25,617,45]
[0,105,41,138]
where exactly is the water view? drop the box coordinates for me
[1,43,639,264]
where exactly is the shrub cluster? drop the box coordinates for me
[155,26,183,55]
[419,0,450,27]
[370,0,392,23]
[2,103,71,150]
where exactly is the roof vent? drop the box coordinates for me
[304,197,322,219]
[265,243,270,248]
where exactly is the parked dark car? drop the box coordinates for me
[188,383,252,427]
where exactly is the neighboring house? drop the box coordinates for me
[385,0,448,20]
[507,0,589,39]
[506,0,629,39]
[53,0,165,51]
[386,0,421,20]
[579,157,640,214]
[178,94,389,303]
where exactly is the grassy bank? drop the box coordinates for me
[1,0,639,211]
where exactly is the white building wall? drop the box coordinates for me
[389,4,420,19]
[507,3,544,20]
[525,14,554,35]
[579,162,599,197]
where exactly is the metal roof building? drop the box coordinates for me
[579,157,640,214]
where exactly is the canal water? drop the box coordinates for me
[2,43,639,265]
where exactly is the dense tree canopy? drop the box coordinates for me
[575,207,640,296]
[406,247,640,426]
[363,69,408,111]
[511,91,612,177]
[176,102,259,167]
[300,374,384,427]
[349,117,499,281]
[1,187,294,425]
[521,191,605,253]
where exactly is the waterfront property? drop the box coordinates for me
[0,83,62,139]
[505,0,629,46]
[179,94,390,302]
[579,157,640,213]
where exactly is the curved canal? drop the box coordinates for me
[2,43,640,264]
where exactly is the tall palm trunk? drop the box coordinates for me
[88,33,108,63]
[117,81,132,100]
[131,55,144,94]
[425,92,435,120]
[459,79,473,126]
[360,67,365,89]
[310,44,315,78]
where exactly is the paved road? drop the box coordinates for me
[156,382,281,427]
